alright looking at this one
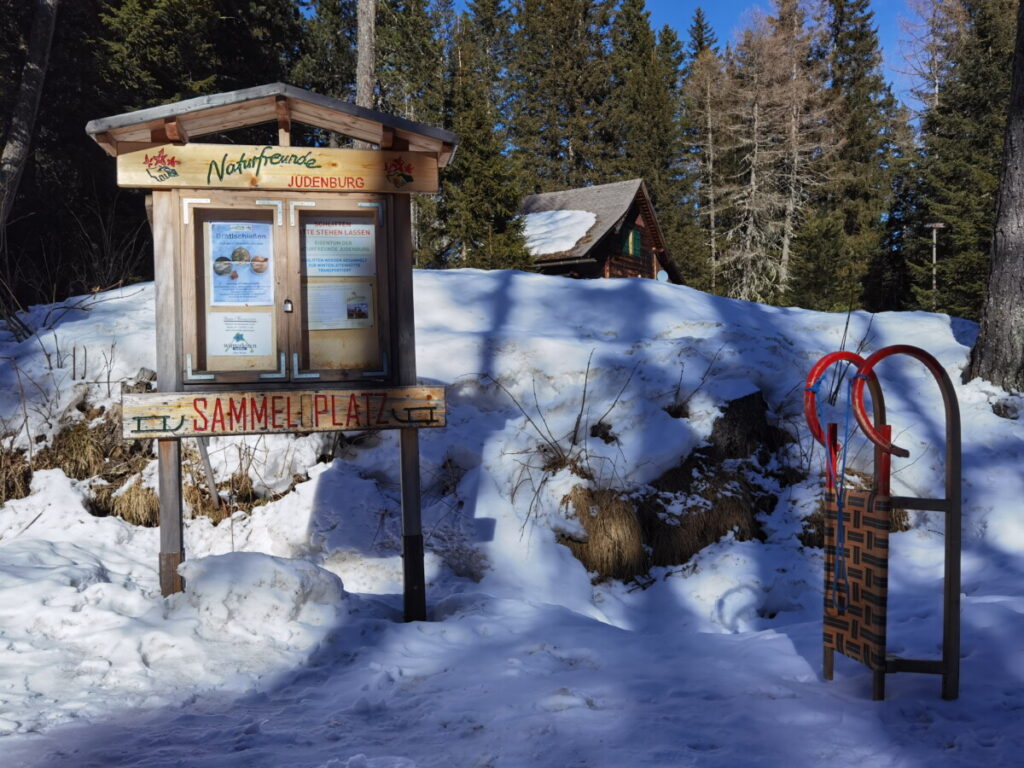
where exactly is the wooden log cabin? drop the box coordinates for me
[520,179,683,283]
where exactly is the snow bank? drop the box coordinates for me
[176,552,346,645]
[1,270,1023,767]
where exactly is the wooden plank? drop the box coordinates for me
[174,98,278,138]
[401,133,442,154]
[153,190,183,390]
[288,101,384,145]
[276,96,291,146]
[152,190,185,595]
[95,131,118,156]
[391,194,426,621]
[400,428,425,621]
[438,142,455,168]
[392,195,416,384]
[108,140,166,155]
[165,116,188,143]
[122,386,446,438]
[158,440,184,596]
[117,144,439,194]
[885,657,945,675]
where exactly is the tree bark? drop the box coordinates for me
[966,0,1024,392]
[0,0,59,232]
[356,0,376,110]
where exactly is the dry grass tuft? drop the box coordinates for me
[181,442,296,525]
[91,475,159,526]
[0,443,32,504]
[34,421,107,479]
[799,509,825,548]
[183,481,227,523]
[560,472,768,583]
[227,470,260,508]
[644,474,762,568]
[890,507,910,532]
[90,482,117,517]
[801,470,912,548]
[34,406,137,481]
[31,404,157,526]
[560,486,648,581]
[111,478,159,527]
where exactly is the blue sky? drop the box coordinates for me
[454,1,915,103]
[645,1,911,100]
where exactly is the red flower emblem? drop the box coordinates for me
[384,156,415,188]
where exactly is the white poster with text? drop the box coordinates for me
[307,282,374,330]
[206,312,273,357]
[304,217,375,277]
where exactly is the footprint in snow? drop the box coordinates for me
[538,688,597,712]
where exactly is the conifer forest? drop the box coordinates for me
[0,0,1019,321]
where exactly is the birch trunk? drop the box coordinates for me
[0,0,59,231]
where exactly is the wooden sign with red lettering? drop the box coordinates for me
[116,144,439,193]
[122,386,445,439]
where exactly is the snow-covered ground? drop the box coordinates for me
[1,270,1022,767]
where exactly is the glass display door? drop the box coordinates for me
[179,193,391,386]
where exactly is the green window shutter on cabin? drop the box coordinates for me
[623,229,640,257]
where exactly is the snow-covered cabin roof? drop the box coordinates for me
[520,179,681,283]
[520,178,671,260]
[522,209,598,257]
[85,82,459,166]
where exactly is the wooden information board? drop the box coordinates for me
[89,83,459,619]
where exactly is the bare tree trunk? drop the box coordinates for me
[966,0,1024,391]
[0,0,59,231]
[780,72,800,294]
[356,0,376,110]
[704,74,719,294]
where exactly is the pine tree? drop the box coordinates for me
[863,105,917,312]
[377,0,446,124]
[4,0,157,309]
[655,24,703,280]
[428,5,529,270]
[602,0,693,267]
[900,0,968,114]
[291,1,357,102]
[682,7,725,292]
[913,0,1016,319]
[718,16,788,302]
[100,0,301,110]
[465,0,514,108]
[0,0,57,235]
[508,0,615,190]
[376,1,451,257]
[792,0,901,311]
[686,6,717,62]
[605,0,668,180]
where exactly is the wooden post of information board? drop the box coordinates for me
[393,194,426,622]
[153,190,185,596]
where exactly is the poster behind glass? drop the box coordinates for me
[208,221,275,306]
[303,216,375,277]
[301,214,380,373]
[203,219,277,371]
